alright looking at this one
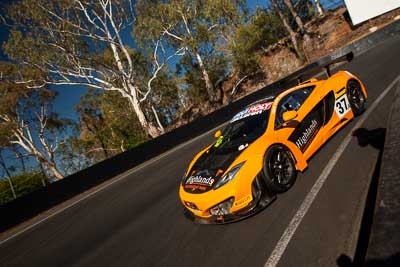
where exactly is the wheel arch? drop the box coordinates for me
[264,142,308,172]
[347,77,368,100]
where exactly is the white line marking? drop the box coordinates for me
[265,76,400,267]
[0,123,228,246]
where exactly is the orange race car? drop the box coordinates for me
[179,52,367,224]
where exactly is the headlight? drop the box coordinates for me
[209,197,234,215]
[213,162,245,189]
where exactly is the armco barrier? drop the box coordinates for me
[1,19,399,233]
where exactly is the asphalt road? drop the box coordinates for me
[1,34,400,267]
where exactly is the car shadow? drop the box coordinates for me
[352,128,386,150]
[336,128,387,266]
[337,252,400,267]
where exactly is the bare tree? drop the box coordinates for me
[282,0,309,41]
[1,62,67,180]
[5,0,183,138]
[0,106,64,180]
[314,0,324,17]
[134,0,244,104]
[270,0,302,58]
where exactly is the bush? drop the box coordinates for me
[0,172,48,205]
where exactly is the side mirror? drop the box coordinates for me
[214,130,222,138]
[282,110,298,122]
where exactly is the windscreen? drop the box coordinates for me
[214,102,272,152]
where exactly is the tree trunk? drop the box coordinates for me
[34,155,64,181]
[282,0,310,41]
[14,149,26,173]
[151,105,165,133]
[283,0,305,31]
[194,52,217,103]
[127,84,162,138]
[0,152,17,199]
[43,161,64,181]
[270,0,302,58]
[314,0,324,17]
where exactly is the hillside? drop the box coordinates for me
[174,7,400,128]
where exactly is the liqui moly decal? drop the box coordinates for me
[231,102,273,122]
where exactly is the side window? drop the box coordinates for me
[275,87,314,128]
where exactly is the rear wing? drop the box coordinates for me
[286,51,354,84]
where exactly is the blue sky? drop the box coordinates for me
[0,0,343,177]
[0,0,343,122]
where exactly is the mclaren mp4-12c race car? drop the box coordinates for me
[179,52,367,224]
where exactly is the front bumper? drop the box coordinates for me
[183,193,276,224]
[182,174,277,224]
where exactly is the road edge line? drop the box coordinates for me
[0,122,227,246]
[264,75,400,267]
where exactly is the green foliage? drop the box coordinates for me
[230,7,285,75]
[77,89,149,162]
[0,172,47,205]
[134,0,245,102]
[176,53,228,105]
[57,136,93,176]
[0,0,326,183]
[0,60,75,179]
[292,0,315,24]
[149,71,182,124]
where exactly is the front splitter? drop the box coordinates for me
[183,194,277,224]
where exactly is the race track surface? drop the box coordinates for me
[1,34,400,267]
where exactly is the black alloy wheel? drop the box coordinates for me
[263,145,297,193]
[347,80,366,116]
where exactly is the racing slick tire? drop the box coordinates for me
[263,144,297,193]
[347,79,366,116]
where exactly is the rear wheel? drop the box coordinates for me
[347,80,366,116]
[263,145,297,193]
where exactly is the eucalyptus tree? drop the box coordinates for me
[269,0,302,58]
[76,88,148,162]
[230,7,284,75]
[4,0,181,138]
[0,62,71,180]
[282,0,309,40]
[134,0,245,104]
[314,0,324,17]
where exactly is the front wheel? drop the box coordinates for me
[263,145,297,193]
[347,80,366,116]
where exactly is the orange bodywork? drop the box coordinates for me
[179,70,367,220]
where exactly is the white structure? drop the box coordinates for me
[344,0,400,25]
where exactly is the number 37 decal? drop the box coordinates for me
[334,93,351,118]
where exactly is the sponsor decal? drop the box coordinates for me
[231,102,272,123]
[234,195,251,206]
[186,175,215,186]
[295,119,318,149]
[184,184,207,191]
[214,135,224,147]
[334,93,351,118]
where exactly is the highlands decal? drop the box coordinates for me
[186,176,215,186]
[295,119,319,150]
